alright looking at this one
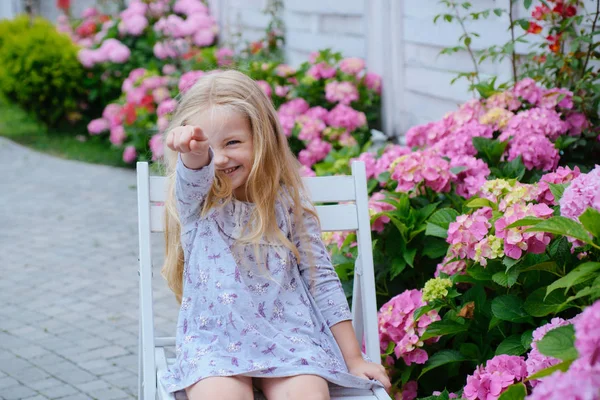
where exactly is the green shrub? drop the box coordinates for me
[0,16,85,127]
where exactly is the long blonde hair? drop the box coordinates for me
[162,70,315,303]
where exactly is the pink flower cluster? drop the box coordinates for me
[495,202,554,259]
[446,208,492,260]
[432,121,493,158]
[369,192,395,233]
[78,38,131,67]
[391,151,452,193]
[537,166,581,205]
[435,257,467,277]
[463,355,528,400]
[560,165,600,221]
[378,289,440,366]
[118,0,150,36]
[525,317,571,386]
[527,300,600,399]
[513,78,574,110]
[449,156,491,199]
[325,81,359,105]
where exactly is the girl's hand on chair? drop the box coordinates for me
[166,125,209,155]
[347,358,391,392]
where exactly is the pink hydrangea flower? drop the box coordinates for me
[339,57,365,75]
[88,118,109,135]
[299,165,316,177]
[405,118,454,148]
[564,112,589,136]
[296,116,326,141]
[538,166,581,206]
[325,81,359,105]
[391,151,452,193]
[279,98,310,116]
[526,361,600,400]
[573,299,600,366]
[256,80,272,97]
[378,289,440,366]
[397,381,418,400]
[173,0,208,16]
[449,99,486,127]
[152,87,171,104]
[122,145,137,163]
[157,99,177,117]
[485,91,521,111]
[307,62,337,80]
[304,106,329,121]
[178,70,204,93]
[274,85,290,97]
[373,145,412,178]
[513,78,544,105]
[500,108,568,141]
[505,134,560,172]
[369,192,395,233]
[526,318,571,387]
[119,14,148,36]
[354,152,377,179]
[102,104,123,127]
[326,104,367,132]
[495,203,554,259]
[432,121,493,158]
[275,64,295,77]
[157,116,169,133]
[149,133,164,161]
[162,64,177,75]
[81,7,99,18]
[215,47,234,66]
[364,72,382,94]
[560,165,600,220]
[449,156,491,199]
[463,355,527,400]
[435,256,467,277]
[109,125,126,145]
[447,208,493,260]
[298,139,331,167]
[539,87,574,109]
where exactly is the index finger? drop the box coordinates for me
[191,126,207,141]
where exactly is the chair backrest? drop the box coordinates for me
[136,161,381,398]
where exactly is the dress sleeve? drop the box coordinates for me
[294,206,353,327]
[175,150,214,233]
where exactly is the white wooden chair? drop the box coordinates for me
[136,160,391,400]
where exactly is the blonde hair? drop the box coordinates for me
[161,70,315,303]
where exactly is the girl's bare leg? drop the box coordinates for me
[186,376,254,400]
[257,375,330,400]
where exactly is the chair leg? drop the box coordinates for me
[138,299,143,399]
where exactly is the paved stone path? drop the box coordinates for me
[0,138,179,400]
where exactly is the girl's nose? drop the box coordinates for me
[214,152,228,166]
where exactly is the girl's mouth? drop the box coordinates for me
[223,166,240,175]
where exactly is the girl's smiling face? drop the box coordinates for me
[187,107,254,201]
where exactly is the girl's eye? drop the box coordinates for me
[227,140,240,146]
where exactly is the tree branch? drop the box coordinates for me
[451,1,480,84]
[509,0,518,83]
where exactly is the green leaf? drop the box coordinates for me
[450,166,468,175]
[414,305,435,321]
[524,0,532,9]
[497,383,527,400]
[403,246,417,267]
[421,320,469,341]
[546,262,600,296]
[518,19,530,30]
[426,208,459,239]
[524,287,569,317]
[520,261,559,274]
[548,182,568,204]
[496,334,526,356]
[390,257,407,280]
[492,268,519,288]
[536,325,578,361]
[527,359,573,380]
[501,156,526,180]
[521,330,533,350]
[422,238,449,259]
[506,216,544,229]
[579,207,600,238]
[491,295,530,323]
[465,197,495,209]
[493,8,503,17]
[419,350,467,378]
[562,285,600,306]
[525,216,593,245]
[473,137,508,165]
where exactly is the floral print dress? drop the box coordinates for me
[159,156,379,395]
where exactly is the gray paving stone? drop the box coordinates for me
[2,385,37,400]
[0,138,178,399]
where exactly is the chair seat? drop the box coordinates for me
[157,351,384,400]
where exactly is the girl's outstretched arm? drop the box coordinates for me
[166,126,213,232]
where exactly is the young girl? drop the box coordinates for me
[160,70,390,399]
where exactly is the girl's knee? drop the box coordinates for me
[186,376,254,400]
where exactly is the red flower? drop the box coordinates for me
[532,4,551,20]
[547,34,562,53]
[527,22,543,34]
[533,54,547,63]
[121,103,137,125]
[75,20,97,37]
[56,0,70,11]
[250,41,263,55]
[140,95,155,113]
